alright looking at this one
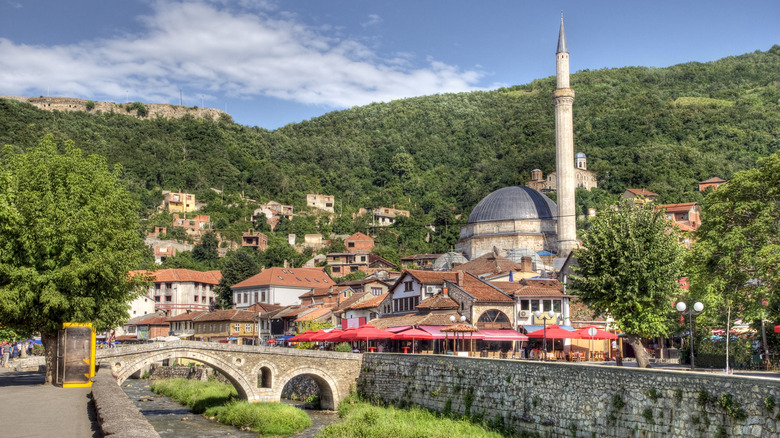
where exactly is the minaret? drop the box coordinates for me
[554,14,578,258]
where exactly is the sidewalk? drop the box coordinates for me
[0,367,100,438]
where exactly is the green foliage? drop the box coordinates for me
[334,342,353,352]
[765,396,776,411]
[85,100,95,111]
[334,270,367,283]
[717,393,747,421]
[192,230,219,267]
[612,393,626,410]
[647,387,660,403]
[205,400,311,436]
[213,249,259,308]
[571,203,685,338]
[151,377,237,414]
[0,135,149,335]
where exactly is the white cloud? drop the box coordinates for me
[362,14,382,28]
[0,0,485,107]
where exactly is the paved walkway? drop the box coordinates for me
[0,367,100,438]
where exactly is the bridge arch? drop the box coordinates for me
[110,348,255,401]
[274,366,342,410]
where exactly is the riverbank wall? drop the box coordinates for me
[359,354,780,437]
[92,365,161,438]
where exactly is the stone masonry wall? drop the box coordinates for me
[359,354,780,437]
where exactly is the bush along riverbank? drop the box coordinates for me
[150,377,312,436]
[317,393,510,438]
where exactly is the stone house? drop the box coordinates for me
[698,176,727,192]
[306,194,335,213]
[231,267,335,308]
[338,277,394,296]
[657,202,701,231]
[192,309,259,344]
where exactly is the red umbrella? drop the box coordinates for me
[341,324,394,342]
[573,325,618,340]
[322,329,344,342]
[332,327,358,343]
[392,328,433,341]
[775,325,780,334]
[526,324,581,339]
[265,339,277,344]
[290,330,317,342]
[309,330,333,342]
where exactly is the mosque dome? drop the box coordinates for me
[467,186,557,224]
[575,152,586,158]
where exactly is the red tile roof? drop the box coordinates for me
[456,252,523,276]
[192,309,257,322]
[657,202,698,213]
[450,272,514,302]
[404,269,460,285]
[295,306,333,322]
[415,293,459,310]
[625,188,658,197]
[167,311,207,322]
[369,312,460,329]
[345,293,389,310]
[130,269,222,285]
[232,267,333,289]
[700,177,726,184]
[496,279,566,297]
[346,232,373,242]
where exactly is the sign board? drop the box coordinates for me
[588,327,598,337]
[60,323,95,388]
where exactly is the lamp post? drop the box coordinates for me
[257,312,262,346]
[676,301,704,370]
[533,310,556,361]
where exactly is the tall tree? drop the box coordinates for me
[0,135,148,383]
[192,230,219,267]
[687,152,780,362]
[570,203,685,368]
[214,250,259,308]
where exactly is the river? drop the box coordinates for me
[121,379,341,437]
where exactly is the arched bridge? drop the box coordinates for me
[97,341,363,409]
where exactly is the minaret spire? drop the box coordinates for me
[553,14,577,258]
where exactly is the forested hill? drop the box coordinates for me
[1,45,779,219]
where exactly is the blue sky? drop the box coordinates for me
[1,0,778,130]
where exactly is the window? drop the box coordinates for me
[166,283,173,289]
[360,256,366,262]
[261,291,266,302]
[246,323,252,333]
[333,266,341,273]
[371,287,382,295]
[165,295,172,302]
[154,296,160,303]
[255,292,258,302]
[348,242,355,248]
[520,300,530,311]
[553,300,562,313]
[234,323,240,333]
[531,300,540,311]
[194,295,199,302]
[219,323,223,332]
[404,281,413,292]
[543,300,552,312]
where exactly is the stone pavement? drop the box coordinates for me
[0,367,100,438]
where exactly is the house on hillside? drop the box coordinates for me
[231,267,334,308]
[345,232,374,252]
[162,190,197,213]
[699,177,727,192]
[122,313,170,342]
[167,311,206,340]
[657,202,701,231]
[400,254,442,270]
[306,194,335,213]
[357,206,410,227]
[622,188,658,205]
[242,229,268,250]
[298,285,355,306]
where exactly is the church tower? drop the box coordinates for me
[554,14,578,258]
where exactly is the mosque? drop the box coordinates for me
[455,16,582,267]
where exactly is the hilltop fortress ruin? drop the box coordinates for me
[1,96,230,122]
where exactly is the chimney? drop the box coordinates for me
[520,257,533,272]
[457,271,464,287]
[442,286,448,296]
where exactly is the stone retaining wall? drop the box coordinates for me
[359,354,780,437]
[92,365,160,438]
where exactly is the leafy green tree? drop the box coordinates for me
[687,152,780,360]
[570,203,685,368]
[0,135,148,383]
[192,230,219,267]
[214,250,259,308]
[253,212,272,232]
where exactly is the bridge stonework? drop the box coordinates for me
[97,341,362,410]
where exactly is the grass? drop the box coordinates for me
[151,378,311,436]
[316,393,507,438]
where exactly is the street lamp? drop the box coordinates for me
[257,312,262,346]
[676,301,704,370]
[533,309,556,361]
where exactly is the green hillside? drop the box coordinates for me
[1,45,779,223]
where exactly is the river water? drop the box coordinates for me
[122,379,341,437]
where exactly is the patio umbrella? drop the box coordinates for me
[573,325,618,340]
[340,324,394,350]
[392,328,433,353]
[526,324,581,339]
[265,339,277,344]
[322,329,344,342]
[309,330,333,342]
[288,330,316,342]
[332,327,358,343]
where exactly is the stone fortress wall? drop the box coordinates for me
[359,354,780,437]
[1,96,229,121]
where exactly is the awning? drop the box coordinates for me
[275,335,294,341]
[419,326,485,339]
[478,329,529,341]
[386,326,412,333]
[522,325,576,333]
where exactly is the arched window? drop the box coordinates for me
[477,309,511,329]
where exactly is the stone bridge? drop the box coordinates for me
[97,341,363,409]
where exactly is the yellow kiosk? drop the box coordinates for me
[59,322,96,388]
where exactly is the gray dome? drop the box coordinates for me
[575,152,587,158]
[468,186,557,224]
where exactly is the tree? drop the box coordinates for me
[0,135,148,383]
[570,203,685,368]
[214,250,259,308]
[687,152,780,364]
[192,230,219,267]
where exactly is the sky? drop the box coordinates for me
[1,0,778,130]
